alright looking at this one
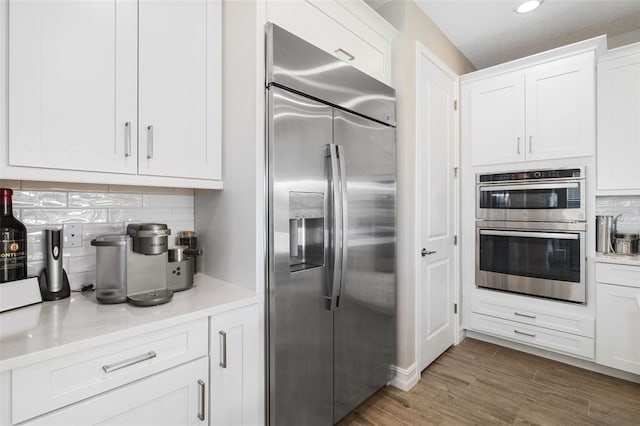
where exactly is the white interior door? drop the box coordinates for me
[416,44,457,372]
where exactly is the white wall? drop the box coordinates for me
[195,0,263,294]
[375,0,474,372]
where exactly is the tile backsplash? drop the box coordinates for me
[596,196,640,234]
[1,180,194,290]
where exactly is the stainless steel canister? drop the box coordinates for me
[596,215,618,253]
[614,233,639,255]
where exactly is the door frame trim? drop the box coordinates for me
[414,41,461,374]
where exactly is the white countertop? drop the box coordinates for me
[595,252,640,267]
[0,274,262,372]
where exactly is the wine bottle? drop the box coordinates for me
[0,188,27,283]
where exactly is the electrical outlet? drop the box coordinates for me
[64,223,82,247]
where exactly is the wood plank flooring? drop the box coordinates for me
[338,338,640,425]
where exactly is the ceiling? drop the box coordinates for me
[376,1,640,69]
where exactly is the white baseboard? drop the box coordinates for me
[389,363,420,391]
[466,330,640,384]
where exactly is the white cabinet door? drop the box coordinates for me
[8,0,138,174]
[597,46,640,191]
[24,357,209,426]
[596,283,640,374]
[138,0,221,180]
[210,303,263,426]
[525,52,595,161]
[467,72,525,166]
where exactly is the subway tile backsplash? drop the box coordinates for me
[596,196,640,234]
[6,181,195,290]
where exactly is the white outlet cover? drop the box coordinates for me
[63,223,83,247]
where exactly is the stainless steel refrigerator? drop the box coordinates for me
[266,23,397,425]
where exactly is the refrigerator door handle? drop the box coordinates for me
[336,144,348,308]
[326,143,343,311]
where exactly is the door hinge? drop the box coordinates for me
[454,303,458,314]
[454,235,458,246]
[454,100,458,111]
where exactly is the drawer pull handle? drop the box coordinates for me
[514,329,536,338]
[102,351,157,373]
[514,311,536,319]
[334,48,355,61]
[219,330,227,368]
[197,379,206,421]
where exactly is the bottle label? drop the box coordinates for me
[0,239,27,271]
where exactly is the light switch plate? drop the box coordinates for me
[63,223,82,247]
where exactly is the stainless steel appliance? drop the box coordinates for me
[266,23,396,425]
[477,168,585,222]
[125,223,173,306]
[91,234,128,304]
[166,245,201,291]
[614,233,639,255]
[476,221,586,303]
[596,215,619,253]
[38,229,71,301]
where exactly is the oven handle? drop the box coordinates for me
[479,182,580,191]
[479,230,579,240]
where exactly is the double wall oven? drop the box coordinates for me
[476,168,587,303]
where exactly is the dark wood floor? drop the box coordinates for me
[338,338,640,425]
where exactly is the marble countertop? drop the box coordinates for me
[0,274,261,372]
[595,252,640,267]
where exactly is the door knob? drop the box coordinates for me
[421,248,436,257]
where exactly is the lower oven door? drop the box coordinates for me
[476,222,586,303]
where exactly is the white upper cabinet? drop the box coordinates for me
[265,0,396,86]
[5,0,221,188]
[468,72,525,165]
[138,0,221,180]
[8,0,138,174]
[597,43,640,193]
[525,53,595,162]
[462,37,603,167]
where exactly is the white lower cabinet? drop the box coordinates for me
[596,263,640,374]
[209,303,263,426]
[469,291,595,358]
[23,357,208,426]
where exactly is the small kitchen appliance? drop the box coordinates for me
[91,234,128,304]
[166,246,197,291]
[596,215,619,253]
[38,229,71,301]
[125,223,173,306]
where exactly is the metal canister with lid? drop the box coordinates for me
[614,233,639,255]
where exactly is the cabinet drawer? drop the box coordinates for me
[12,318,208,424]
[596,262,640,288]
[266,0,388,84]
[471,295,594,337]
[470,312,595,359]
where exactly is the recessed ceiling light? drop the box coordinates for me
[514,0,544,14]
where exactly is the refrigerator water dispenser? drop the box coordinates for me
[289,192,324,272]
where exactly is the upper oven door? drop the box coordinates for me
[476,180,585,222]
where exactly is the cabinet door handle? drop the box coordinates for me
[124,121,132,157]
[529,135,533,153]
[334,48,355,61]
[514,329,536,338]
[102,351,157,373]
[197,379,206,421]
[516,136,520,155]
[219,330,227,368]
[514,311,536,319]
[147,125,154,159]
